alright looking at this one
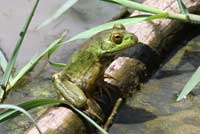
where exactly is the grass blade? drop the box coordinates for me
[63,15,152,44]
[0,49,13,81]
[9,14,165,89]
[0,99,109,134]
[71,105,109,134]
[101,0,165,14]
[0,99,62,122]
[100,0,118,4]
[176,0,199,24]
[37,0,79,30]
[177,0,189,14]
[177,66,200,101]
[102,0,200,24]
[0,49,8,73]
[8,32,66,89]
[63,14,168,44]
[144,12,168,21]
[1,0,40,89]
[0,50,10,101]
[49,60,66,68]
[0,104,42,134]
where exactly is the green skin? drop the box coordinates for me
[52,24,138,108]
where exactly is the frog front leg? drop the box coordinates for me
[52,73,87,108]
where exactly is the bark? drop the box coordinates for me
[26,0,200,134]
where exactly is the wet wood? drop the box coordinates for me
[26,0,200,134]
[26,107,87,134]
[127,0,200,51]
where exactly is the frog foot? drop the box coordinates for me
[84,99,105,123]
[52,73,87,108]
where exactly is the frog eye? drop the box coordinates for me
[111,33,123,44]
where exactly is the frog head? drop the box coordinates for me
[91,23,138,57]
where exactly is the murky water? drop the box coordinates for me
[110,35,200,134]
[0,0,122,133]
[0,0,121,68]
[1,0,199,134]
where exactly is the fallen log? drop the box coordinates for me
[26,0,200,134]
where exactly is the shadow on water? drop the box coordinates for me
[176,52,200,69]
[153,69,194,79]
[115,104,157,124]
[153,26,200,80]
[154,46,200,79]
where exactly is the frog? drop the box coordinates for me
[52,24,138,109]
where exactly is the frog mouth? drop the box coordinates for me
[103,44,134,56]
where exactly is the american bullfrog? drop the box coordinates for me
[52,24,138,108]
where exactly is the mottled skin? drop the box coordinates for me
[52,24,138,108]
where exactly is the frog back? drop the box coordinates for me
[60,48,102,92]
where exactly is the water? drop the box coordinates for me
[2,1,198,134]
[0,0,121,69]
[0,0,122,133]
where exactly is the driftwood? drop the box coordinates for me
[26,0,200,134]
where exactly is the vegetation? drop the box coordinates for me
[0,0,199,133]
